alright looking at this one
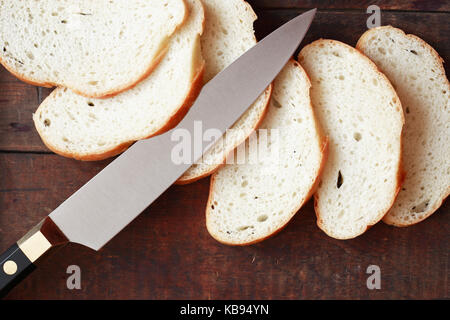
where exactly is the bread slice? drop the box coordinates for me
[0,0,186,98]
[33,0,204,160]
[177,0,272,184]
[298,39,405,239]
[357,26,450,226]
[206,60,327,245]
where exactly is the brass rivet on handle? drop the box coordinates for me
[3,260,18,275]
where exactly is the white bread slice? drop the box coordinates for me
[357,26,450,226]
[206,60,327,245]
[177,0,272,184]
[33,0,204,161]
[298,39,405,239]
[0,0,186,98]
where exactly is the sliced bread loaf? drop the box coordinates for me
[206,60,327,245]
[0,0,186,98]
[33,0,204,160]
[177,0,272,184]
[357,26,449,226]
[298,39,405,239]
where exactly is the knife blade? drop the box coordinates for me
[0,8,316,295]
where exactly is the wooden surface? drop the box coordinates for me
[0,1,448,299]
[251,0,450,11]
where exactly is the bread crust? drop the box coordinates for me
[0,40,171,99]
[175,85,273,185]
[356,26,450,227]
[36,63,206,161]
[300,39,405,240]
[34,0,205,161]
[0,0,188,99]
[149,62,206,136]
[205,60,329,246]
[314,138,405,238]
[176,0,270,184]
[206,119,328,247]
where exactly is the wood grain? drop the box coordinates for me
[0,153,448,299]
[247,0,450,11]
[0,3,448,300]
[253,11,450,75]
[0,68,46,152]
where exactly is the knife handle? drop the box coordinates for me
[0,243,37,297]
[0,217,68,298]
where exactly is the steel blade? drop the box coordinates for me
[49,9,316,250]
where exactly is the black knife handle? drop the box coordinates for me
[0,243,36,297]
[0,217,68,298]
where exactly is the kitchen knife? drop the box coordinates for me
[0,8,316,295]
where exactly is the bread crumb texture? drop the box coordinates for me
[33,0,204,159]
[179,0,271,183]
[357,26,449,226]
[0,0,186,97]
[299,39,404,239]
[207,61,324,245]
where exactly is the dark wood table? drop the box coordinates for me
[0,0,448,299]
